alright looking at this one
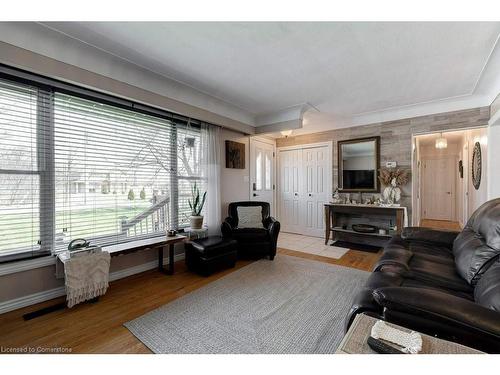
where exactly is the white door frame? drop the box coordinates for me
[410,125,487,226]
[249,136,276,214]
[276,141,333,228]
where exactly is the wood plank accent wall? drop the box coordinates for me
[276,107,490,223]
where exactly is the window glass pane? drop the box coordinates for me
[265,151,271,190]
[0,80,37,171]
[54,93,176,249]
[177,124,205,227]
[177,125,202,178]
[0,173,40,256]
[255,150,262,190]
[0,78,42,260]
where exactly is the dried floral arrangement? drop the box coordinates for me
[378,168,410,187]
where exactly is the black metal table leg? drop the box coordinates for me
[168,243,175,275]
[158,244,175,275]
[158,246,165,273]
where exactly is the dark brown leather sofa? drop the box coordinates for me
[345,198,500,353]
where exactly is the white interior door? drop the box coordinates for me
[302,146,330,237]
[278,149,301,233]
[422,157,455,221]
[250,138,274,213]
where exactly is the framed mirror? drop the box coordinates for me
[471,142,481,190]
[338,136,380,192]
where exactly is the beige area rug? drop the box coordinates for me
[124,254,369,353]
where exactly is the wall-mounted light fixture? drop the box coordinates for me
[281,130,293,138]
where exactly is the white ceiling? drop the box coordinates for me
[27,22,500,133]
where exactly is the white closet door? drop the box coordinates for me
[278,149,301,234]
[302,146,330,237]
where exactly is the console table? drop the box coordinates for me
[324,203,407,246]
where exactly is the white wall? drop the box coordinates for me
[488,125,500,199]
[220,129,250,219]
[488,94,500,199]
[467,127,488,212]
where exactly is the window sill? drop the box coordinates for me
[0,256,56,277]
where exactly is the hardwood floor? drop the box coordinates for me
[420,219,462,231]
[0,247,380,354]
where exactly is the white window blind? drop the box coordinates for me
[53,93,204,251]
[0,79,52,260]
[0,72,208,261]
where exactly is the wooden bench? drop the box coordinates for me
[24,234,187,321]
[103,234,186,275]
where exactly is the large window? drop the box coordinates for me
[0,80,42,260]
[0,75,206,261]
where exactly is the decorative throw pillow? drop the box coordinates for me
[237,206,264,228]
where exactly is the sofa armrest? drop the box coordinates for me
[221,217,236,237]
[401,227,460,248]
[373,287,500,345]
[263,216,275,229]
[264,216,280,240]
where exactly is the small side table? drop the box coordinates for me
[184,227,208,241]
[336,313,483,354]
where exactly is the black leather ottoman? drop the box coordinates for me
[185,236,238,276]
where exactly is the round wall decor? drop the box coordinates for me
[471,142,482,190]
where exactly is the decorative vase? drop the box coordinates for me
[383,186,401,204]
[190,215,204,229]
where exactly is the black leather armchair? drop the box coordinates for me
[345,198,500,353]
[221,201,280,260]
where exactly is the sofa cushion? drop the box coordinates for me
[475,259,500,312]
[453,198,500,285]
[407,260,473,294]
[402,227,459,248]
[374,238,455,274]
[453,227,500,285]
[408,241,454,258]
[469,198,500,251]
[231,227,269,241]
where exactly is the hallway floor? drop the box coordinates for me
[277,232,349,259]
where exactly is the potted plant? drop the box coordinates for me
[188,183,207,229]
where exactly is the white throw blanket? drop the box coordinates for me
[63,251,111,308]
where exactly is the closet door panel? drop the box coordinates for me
[279,149,302,234]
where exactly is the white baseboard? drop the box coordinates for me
[0,253,185,315]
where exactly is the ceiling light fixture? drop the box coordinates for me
[281,130,293,138]
[435,133,448,149]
